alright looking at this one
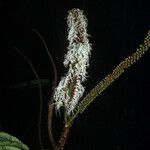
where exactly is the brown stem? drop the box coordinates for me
[55,125,71,150]
[48,103,56,149]
[32,29,58,149]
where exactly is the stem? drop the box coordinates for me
[55,124,71,150]
[48,103,56,149]
[14,47,44,150]
[32,29,58,149]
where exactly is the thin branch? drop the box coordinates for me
[32,29,58,149]
[68,30,150,125]
[14,47,44,150]
[32,29,57,86]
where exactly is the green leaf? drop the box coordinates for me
[0,132,29,150]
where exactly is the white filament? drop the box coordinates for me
[53,8,92,115]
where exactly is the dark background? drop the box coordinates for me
[0,0,150,149]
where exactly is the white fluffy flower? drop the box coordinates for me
[53,8,92,115]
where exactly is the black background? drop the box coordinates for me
[1,0,150,149]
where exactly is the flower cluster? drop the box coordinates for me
[53,8,92,115]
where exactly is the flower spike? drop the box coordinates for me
[53,8,92,115]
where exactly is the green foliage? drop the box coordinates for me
[68,30,150,125]
[0,132,29,150]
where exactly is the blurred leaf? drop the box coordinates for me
[0,132,29,150]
